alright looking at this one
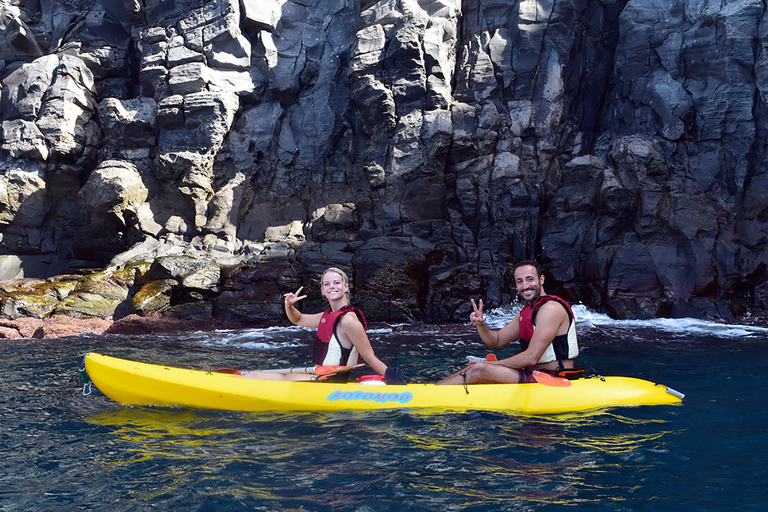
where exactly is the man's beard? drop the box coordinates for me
[521,285,542,304]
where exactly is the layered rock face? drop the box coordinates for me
[0,0,766,326]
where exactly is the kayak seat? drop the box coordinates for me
[556,368,585,380]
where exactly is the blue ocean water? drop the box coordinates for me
[1,307,767,511]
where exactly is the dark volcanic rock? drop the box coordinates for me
[0,0,766,326]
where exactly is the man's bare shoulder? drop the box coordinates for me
[537,300,570,321]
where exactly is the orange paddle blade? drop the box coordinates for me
[486,354,497,361]
[531,370,572,387]
[212,368,242,375]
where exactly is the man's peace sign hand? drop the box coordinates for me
[469,299,485,326]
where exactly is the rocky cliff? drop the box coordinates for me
[0,0,766,329]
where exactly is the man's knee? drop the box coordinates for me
[472,362,520,384]
[466,362,495,383]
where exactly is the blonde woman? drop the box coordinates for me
[243,267,405,384]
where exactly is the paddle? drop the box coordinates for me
[465,354,498,362]
[263,364,364,375]
[212,364,363,377]
[212,367,242,375]
[466,353,572,387]
[530,370,572,387]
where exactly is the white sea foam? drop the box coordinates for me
[572,305,768,338]
[195,303,768,349]
[481,302,768,338]
[195,325,309,349]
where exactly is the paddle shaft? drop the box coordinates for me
[213,364,363,376]
[249,363,363,376]
[263,366,315,374]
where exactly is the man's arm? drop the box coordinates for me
[470,299,520,350]
[478,317,521,350]
[495,301,568,369]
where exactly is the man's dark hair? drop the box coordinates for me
[513,260,542,278]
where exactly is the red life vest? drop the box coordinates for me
[518,295,579,364]
[313,305,366,366]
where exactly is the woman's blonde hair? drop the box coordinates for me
[320,267,352,303]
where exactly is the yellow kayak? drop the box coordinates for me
[83,352,684,415]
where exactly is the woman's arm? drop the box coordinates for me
[337,313,388,375]
[284,287,323,328]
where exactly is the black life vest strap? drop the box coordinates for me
[331,305,367,340]
[530,296,574,326]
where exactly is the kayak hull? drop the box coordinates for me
[83,352,683,415]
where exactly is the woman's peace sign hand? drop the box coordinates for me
[283,287,307,308]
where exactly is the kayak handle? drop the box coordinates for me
[80,353,92,396]
[665,386,685,400]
